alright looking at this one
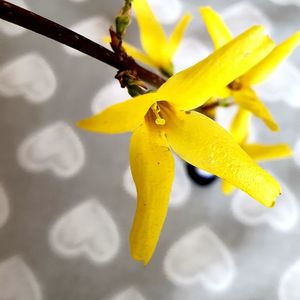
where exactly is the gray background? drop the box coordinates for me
[0,0,300,299]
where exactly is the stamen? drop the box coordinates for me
[151,103,166,126]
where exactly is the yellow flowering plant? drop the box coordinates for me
[78,24,283,264]
[221,108,292,195]
[2,0,298,265]
[76,0,300,264]
[200,7,300,131]
[123,0,192,76]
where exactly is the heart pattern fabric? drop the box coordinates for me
[279,258,300,300]
[49,199,120,263]
[1,1,300,300]
[231,180,298,231]
[17,121,85,178]
[164,226,235,291]
[107,287,147,300]
[0,256,42,300]
[0,184,9,228]
[0,53,56,103]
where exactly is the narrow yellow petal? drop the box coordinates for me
[166,14,193,59]
[230,108,252,144]
[215,87,232,99]
[222,180,236,195]
[122,41,157,68]
[130,121,174,264]
[133,0,168,65]
[164,109,281,207]
[77,93,156,134]
[200,6,233,49]
[157,26,275,111]
[241,31,300,85]
[243,143,293,162]
[233,88,279,131]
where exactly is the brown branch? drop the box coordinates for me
[0,1,166,88]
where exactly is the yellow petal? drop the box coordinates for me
[199,6,233,49]
[222,180,236,195]
[232,88,279,131]
[164,108,280,207]
[241,31,300,85]
[77,93,156,134]
[243,143,293,162]
[215,87,232,99]
[122,41,157,69]
[166,14,193,58]
[230,108,252,144]
[133,0,168,66]
[157,26,274,111]
[129,120,174,264]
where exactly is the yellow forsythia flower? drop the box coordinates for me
[78,26,280,264]
[200,6,300,131]
[222,108,292,194]
[123,0,192,76]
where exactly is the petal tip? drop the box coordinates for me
[130,248,152,265]
[76,119,92,131]
[292,30,300,42]
[246,25,266,37]
[267,182,281,208]
[199,6,212,13]
[268,121,280,132]
[76,120,87,130]
[185,13,193,23]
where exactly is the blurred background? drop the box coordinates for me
[0,0,300,299]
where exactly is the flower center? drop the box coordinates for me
[151,103,166,126]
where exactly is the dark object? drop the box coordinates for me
[186,163,218,186]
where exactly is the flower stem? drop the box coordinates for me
[0,1,166,88]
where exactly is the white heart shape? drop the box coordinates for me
[231,180,298,231]
[255,62,300,108]
[270,0,300,6]
[123,156,191,208]
[222,2,272,35]
[107,287,146,300]
[0,0,28,36]
[279,258,300,300]
[91,80,129,114]
[0,184,10,228]
[49,199,120,263]
[294,138,300,168]
[17,121,85,178]
[164,226,235,291]
[0,53,56,103]
[0,256,42,300]
[63,16,110,56]
[173,38,210,73]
